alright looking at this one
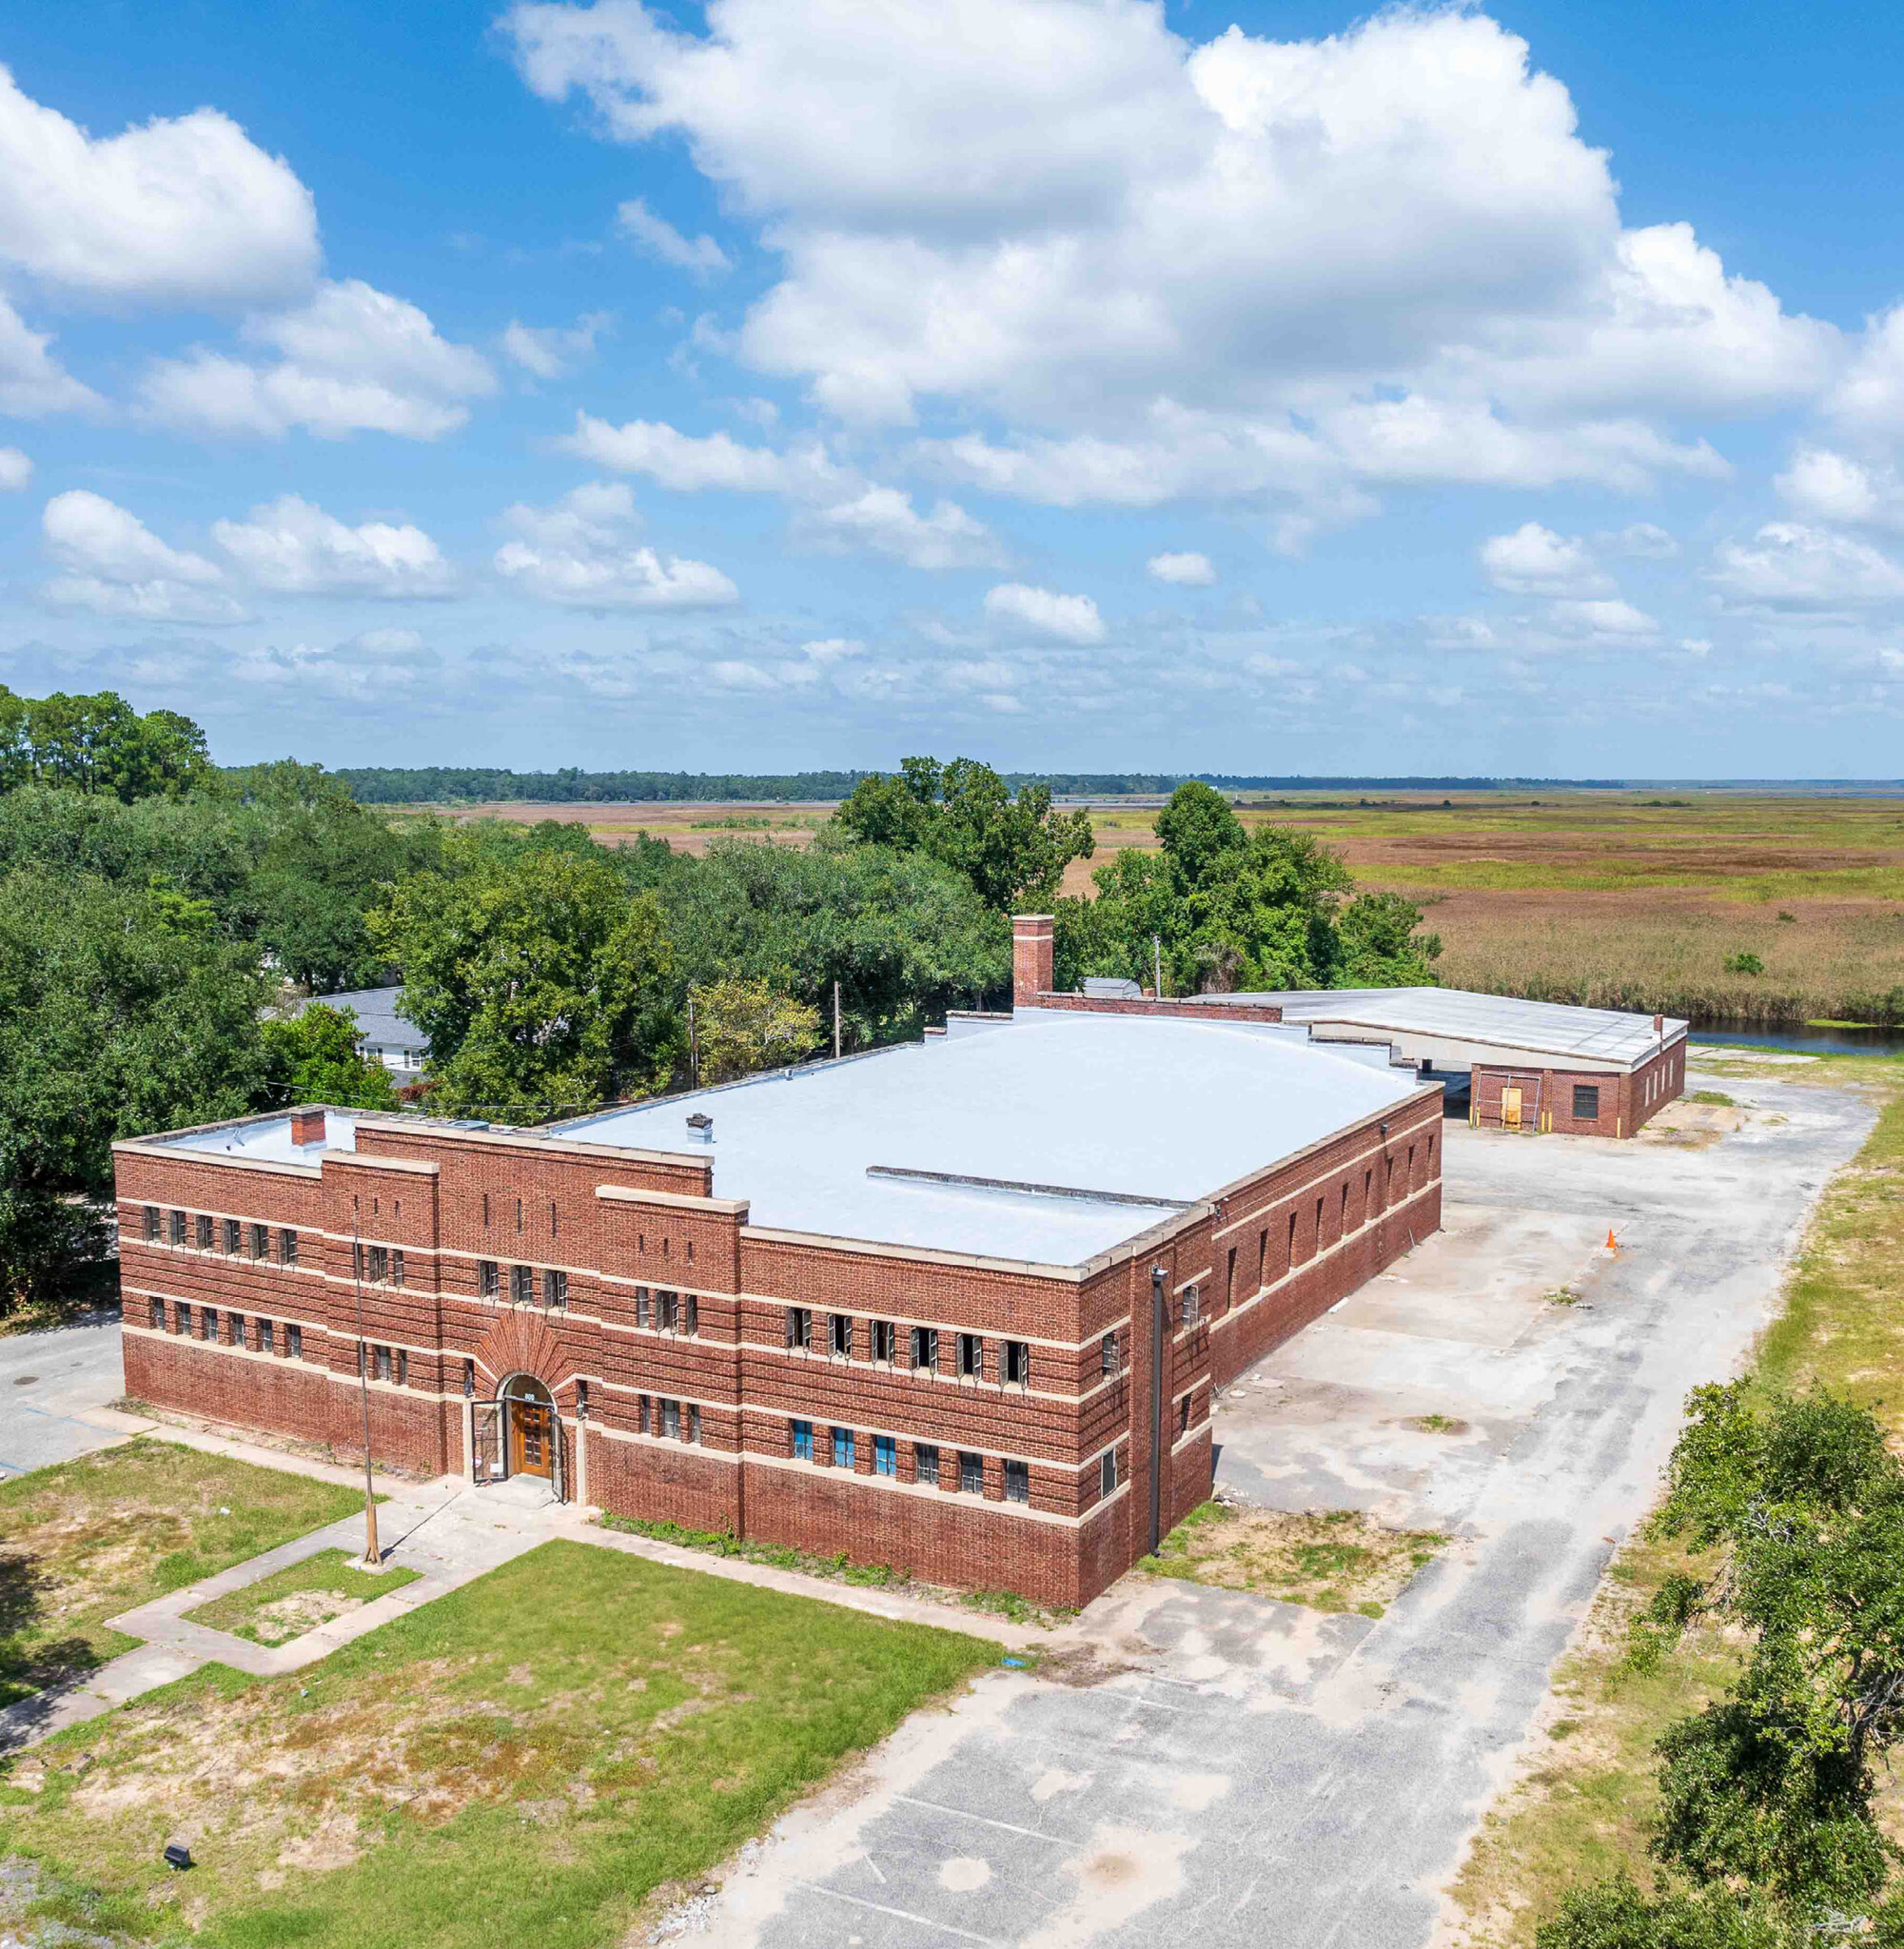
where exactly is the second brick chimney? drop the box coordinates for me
[1011,914,1054,1007]
[289,1107,327,1148]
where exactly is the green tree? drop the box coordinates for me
[833,756,1093,911]
[691,977,823,1085]
[1541,1385,1904,1945]
[661,837,1008,1052]
[369,847,675,1118]
[0,869,265,1309]
[0,686,210,800]
[1333,891,1443,987]
[261,1004,400,1113]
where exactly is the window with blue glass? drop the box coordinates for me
[873,1434,896,1477]
[791,1418,814,1461]
[832,1427,855,1469]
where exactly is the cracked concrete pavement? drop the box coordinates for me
[686,1065,1873,1949]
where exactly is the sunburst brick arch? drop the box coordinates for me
[472,1310,572,1394]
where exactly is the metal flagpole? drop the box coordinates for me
[350,1210,380,1566]
[834,979,842,1059]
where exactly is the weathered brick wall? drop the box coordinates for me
[1472,1040,1684,1137]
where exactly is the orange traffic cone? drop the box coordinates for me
[1605,1229,1618,1250]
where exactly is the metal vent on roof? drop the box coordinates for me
[1082,976,1144,999]
[686,1112,714,1142]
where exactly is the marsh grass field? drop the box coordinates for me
[394,789,1904,1023]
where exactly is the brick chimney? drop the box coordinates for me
[289,1107,326,1147]
[1011,914,1054,1007]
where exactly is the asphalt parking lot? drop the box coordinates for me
[695,1065,1873,1949]
[0,1311,128,1480]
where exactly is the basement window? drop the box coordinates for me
[478,1260,499,1299]
[957,1332,983,1380]
[831,1427,855,1469]
[1004,1460,1030,1504]
[914,1442,940,1486]
[792,1418,814,1460]
[830,1312,853,1359]
[958,1451,984,1495]
[1573,1084,1600,1121]
[1005,1340,1030,1387]
[785,1306,812,1350]
[911,1326,938,1371]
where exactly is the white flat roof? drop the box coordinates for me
[553,1010,1424,1264]
[1206,988,1686,1070]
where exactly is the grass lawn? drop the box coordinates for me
[1143,1501,1443,1619]
[1445,1053,1904,1947]
[0,1537,999,1949]
[183,1551,421,1648]
[0,1442,363,1709]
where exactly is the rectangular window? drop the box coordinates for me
[658,1289,677,1330]
[873,1433,896,1477]
[1182,1286,1201,1329]
[638,1395,651,1434]
[463,1358,475,1398]
[511,1264,534,1306]
[373,1346,392,1381]
[223,1217,241,1254]
[478,1259,499,1298]
[398,1349,409,1387]
[249,1222,268,1260]
[872,1319,895,1364]
[1100,1449,1118,1498]
[1256,1229,1267,1288]
[915,1441,940,1486]
[576,1378,589,1420]
[785,1306,812,1350]
[1100,1330,1120,1378]
[260,1318,275,1354]
[911,1325,938,1371]
[832,1427,855,1469]
[169,1208,186,1246]
[543,1269,567,1309]
[280,1229,298,1267]
[1005,1339,1030,1387]
[1226,1246,1236,1309]
[1573,1083,1600,1121]
[195,1213,213,1250]
[148,1296,164,1329]
[175,1302,190,1335]
[957,1332,983,1380]
[228,1313,245,1348]
[367,1245,388,1284]
[792,1418,814,1460]
[201,1308,217,1341]
[286,1324,302,1360]
[143,1205,161,1242]
[683,1293,697,1336]
[1287,1210,1298,1262]
[830,1312,853,1358]
[1178,1392,1192,1436]
[1005,1460,1030,1504]
[391,1250,405,1289]
[958,1450,984,1495]
[687,1404,700,1445]
[661,1398,681,1440]
[635,1286,650,1327]
[1314,1194,1325,1249]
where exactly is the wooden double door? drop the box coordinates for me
[507,1383,554,1479]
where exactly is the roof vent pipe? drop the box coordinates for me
[686,1112,714,1143]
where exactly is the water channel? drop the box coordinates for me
[1690,1021,1904,1057]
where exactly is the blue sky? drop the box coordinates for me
[4,0,1904,778]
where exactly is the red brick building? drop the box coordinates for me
[113,972,1443,1608]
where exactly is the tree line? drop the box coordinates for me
[0,688,1440,1311]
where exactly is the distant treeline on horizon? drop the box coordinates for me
[323,766,1626,805]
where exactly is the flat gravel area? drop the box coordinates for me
[696,1069,1873,1949]
[0,1312,128,1480]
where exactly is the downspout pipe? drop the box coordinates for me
[1149,1264,1168,1556]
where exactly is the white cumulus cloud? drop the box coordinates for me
[617,197,730,275]
[139,279,495,441]
[803,486,1003,568]
[1479,522,1613,596]
[212,495,456,597]
[1776,447,1904,532]
[0,62,317,307]
[983,581,1106,644]
[1711,522,1904,609]
[559,414,824,491]
[0,445,29,490]
[501,311,611,380]
[1148,550,1215,585]
[41,489,245,623]
[0,294,99,416]
[494,482,738,608]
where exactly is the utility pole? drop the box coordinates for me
[687,991,698,1088]
[834,979,842,1060]
[350,1209,380,1567]
[1152,935,1163,1000]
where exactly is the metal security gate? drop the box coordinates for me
[472,1399,503,1484]
[470,1396,566,1499]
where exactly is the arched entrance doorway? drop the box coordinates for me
[501,1373,554,1481]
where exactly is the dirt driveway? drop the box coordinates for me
[689,1067,1872,1949]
